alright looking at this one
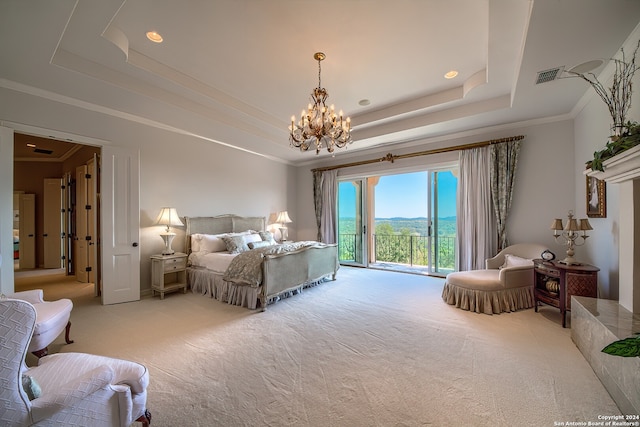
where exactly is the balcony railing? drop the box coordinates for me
[338,233,456,273]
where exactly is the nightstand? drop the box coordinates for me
[533,259,599,327]
[150,253,188,299]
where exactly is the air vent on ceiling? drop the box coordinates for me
[33,148,53,155]
[535,66,565,84]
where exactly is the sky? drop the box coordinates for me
[338,170,457,219]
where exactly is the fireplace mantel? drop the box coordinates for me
[585,144,640,183]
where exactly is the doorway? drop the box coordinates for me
[13,133,101,295]
[337,167,458,276]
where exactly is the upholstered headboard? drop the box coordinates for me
[184,215,266,254]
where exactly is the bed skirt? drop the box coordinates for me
[441,283,535,315]
[187,267,327,310]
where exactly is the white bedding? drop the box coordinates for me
[188,251,237,273]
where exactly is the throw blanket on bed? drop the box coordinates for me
[223,241,324,287]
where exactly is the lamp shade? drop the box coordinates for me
[550,219,563,230]
[579,218,593,231]
[155,207,184,229]
[276,211,292,224]
[564,218,580,232]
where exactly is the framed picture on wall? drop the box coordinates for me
[586,176,606,218]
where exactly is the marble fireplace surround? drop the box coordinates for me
[572,297,640,414]
[576,146,640,414]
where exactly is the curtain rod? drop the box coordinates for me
[311,135,525,173]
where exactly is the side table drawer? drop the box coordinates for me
[163,257,187,272]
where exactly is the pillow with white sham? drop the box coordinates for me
[191,234,203,252]
[501,254,534,269]
[259,231,277,245]
[200,234,228,253]
[243,233,262,245]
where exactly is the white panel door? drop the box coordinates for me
[19,194,36,269]
[101,145,140,304]
[43,178,63,268]
[75,165,89,282]
[87,155,99,296]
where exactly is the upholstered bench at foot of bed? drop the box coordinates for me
[441,270,535,315]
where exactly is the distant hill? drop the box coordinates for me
[339,216,456,236]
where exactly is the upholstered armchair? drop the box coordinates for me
[6,289,73,357]
[0,298,151,427]
[442,243,548,314]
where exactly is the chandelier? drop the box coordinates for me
[289,52,352,154]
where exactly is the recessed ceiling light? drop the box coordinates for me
[146,31,163,43]
[358,99,371,106]
[444,70,458,79]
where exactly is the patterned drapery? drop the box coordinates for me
[313,171,324,242]
[490,140,522,251]
[313,170,338,243]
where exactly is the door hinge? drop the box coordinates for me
[85,173,91,179]
[85,205,91,210]
[85,266,92,272]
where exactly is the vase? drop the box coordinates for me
[610,122,627,141]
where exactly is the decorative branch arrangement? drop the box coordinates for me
[566,39,640,135]
[586,120,640,171]
[564,39,640,171]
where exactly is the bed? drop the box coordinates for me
[185,215,338,310]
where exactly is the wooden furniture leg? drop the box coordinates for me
[136,409,152,426]
[65,321,74,344]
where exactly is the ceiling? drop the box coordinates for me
[13,133,80,162]
[2,0,640,164]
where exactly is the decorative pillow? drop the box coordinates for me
[200,234,228,253]
[242,233,262,246]
[248,241,272,249]
[190,234,203,252]
[228,230,255,237]
[501,254,534,269]
[222,235,249,254]
[22,374,41,400]
[259,231,277,245]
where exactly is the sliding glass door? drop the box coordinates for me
[430,169,457,275]
[337,179,366,266]
[337,167,457,275]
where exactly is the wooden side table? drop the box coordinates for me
[150,253,188,299]
[533,259,599,327]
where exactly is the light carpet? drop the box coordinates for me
[19,267,619,426]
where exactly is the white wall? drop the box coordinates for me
[0,126,14,295]
[574,95,620,299]
[295,119,576,262]
[573,29,640,301]
[0,88,296,294]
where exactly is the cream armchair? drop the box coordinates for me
[0,298,151,427]
[442,243,548,314]
[6,289,73,357]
